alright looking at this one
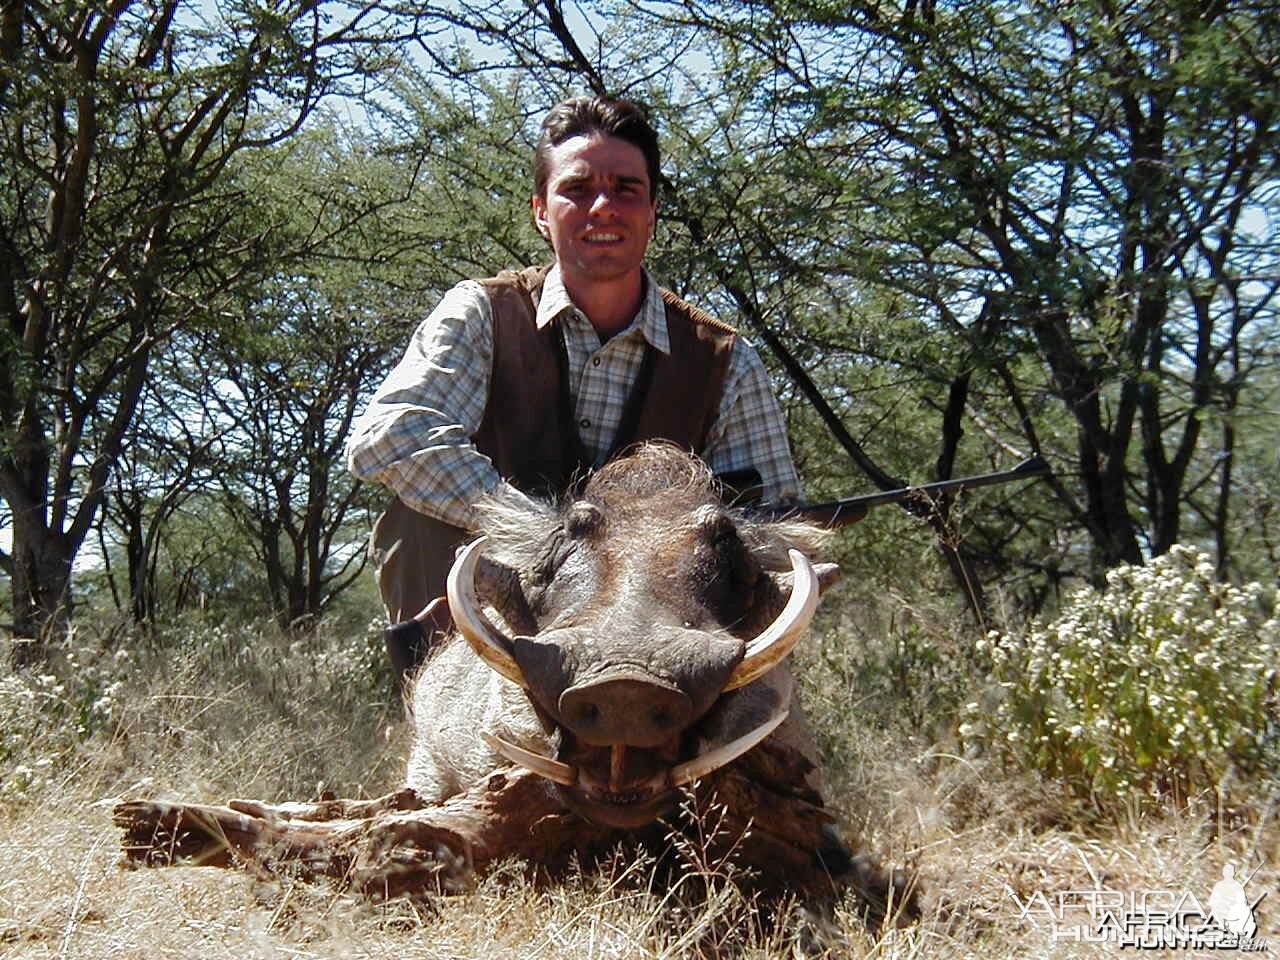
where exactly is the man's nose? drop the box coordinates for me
[588,189,618,216]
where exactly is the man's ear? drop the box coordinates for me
[531,195,550,240]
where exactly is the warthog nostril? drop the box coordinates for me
[650,708,676,731]
[559,676,692,748]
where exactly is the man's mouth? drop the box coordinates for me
[583,232,623,244]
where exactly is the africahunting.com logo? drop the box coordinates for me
[1011,863,1270,951]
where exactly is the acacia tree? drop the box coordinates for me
[98,359,227,625]
[0,0,407,656]
[202,292,388,629]
[145,99,542,629]
[620,0,1279,583]
[93,123,418,628]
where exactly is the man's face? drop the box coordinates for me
[532,134,657,292]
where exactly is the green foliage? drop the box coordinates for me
[0,0,417,640]
[92,492,279,621]
[961,546,1279,813]
[803,607,972,733]
[620,0,1280,586]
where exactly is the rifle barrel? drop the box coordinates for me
[779,455,1051,527]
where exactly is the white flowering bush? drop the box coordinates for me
[0,613,394,808]
[0,636,135,803]
[0,671,68,802]
[961,546,1279,809]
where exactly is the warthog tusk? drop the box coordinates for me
[483,711,787,794]
[668,710,789,787]
[480,731,578,786]
[722,549,818,691]
[448,537,528,688]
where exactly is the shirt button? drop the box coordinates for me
[592,357,601,366]
[580,418,591,429]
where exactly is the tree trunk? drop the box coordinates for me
[8,506,74,665]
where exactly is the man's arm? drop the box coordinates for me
[347,282,525,529]
[700,338,802,504]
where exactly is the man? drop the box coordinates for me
[347,95,800,674]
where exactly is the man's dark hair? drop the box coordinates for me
[534,96,661,202]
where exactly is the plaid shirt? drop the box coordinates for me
[347,266,801,529]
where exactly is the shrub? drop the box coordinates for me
[960,545,1279,812]
[0,613,399,809]
[0,633,137,804]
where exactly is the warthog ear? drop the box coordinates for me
[563,501,605,539]
[733,561,841,641]
[473,553,538,636]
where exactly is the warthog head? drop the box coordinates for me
[448,443,837,828]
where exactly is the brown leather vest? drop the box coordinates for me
[373,267,738,626]
[473,265,738,497]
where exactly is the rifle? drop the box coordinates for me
[748,455,1052,528]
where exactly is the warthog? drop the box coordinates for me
[116,443,910,910]
[414,441,836,832]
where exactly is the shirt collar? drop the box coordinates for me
[535,264,671,355]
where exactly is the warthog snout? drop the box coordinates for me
[559,673,694,748]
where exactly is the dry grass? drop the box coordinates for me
[0,615,1275,959]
